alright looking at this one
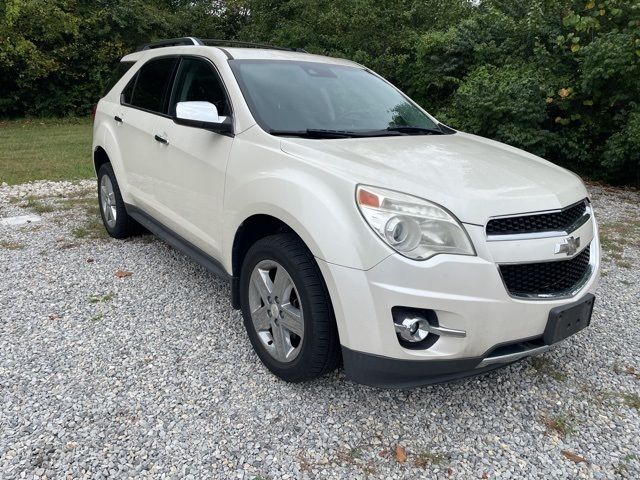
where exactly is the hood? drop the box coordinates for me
[280,132,588,225]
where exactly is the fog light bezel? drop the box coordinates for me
[391,307,440,350]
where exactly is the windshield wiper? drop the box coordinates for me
[269,128,405,139]
[269,129,358,139]
[385,126,445,135]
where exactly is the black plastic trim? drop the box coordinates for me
[544,293,595,344]
[437,122,457,134]
[125,204,231,283]
[342,347,509,389]
[140,37,203,51]
[217,47,234,60]
[200,39,306,53]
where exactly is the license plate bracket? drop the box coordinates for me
[544,294,595,345]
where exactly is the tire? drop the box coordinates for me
[240,233,341,382]
[97,163,141,239]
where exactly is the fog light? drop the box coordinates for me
[394,316,430,343]
[391,307,443,350]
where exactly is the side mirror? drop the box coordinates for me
[174,101,233,135]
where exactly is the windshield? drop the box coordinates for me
[229,60,442,136]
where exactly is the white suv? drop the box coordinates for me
[93,38,599,388]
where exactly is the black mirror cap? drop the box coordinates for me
[173,116,235,137]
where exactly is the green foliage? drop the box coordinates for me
[1,0,638,184]
[442,64,554,156]
[603,110,640,180]
[0,0,247,116]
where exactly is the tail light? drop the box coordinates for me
[91,105,97,121]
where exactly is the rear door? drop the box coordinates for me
[116,57,179,210]
[151,56,234,257]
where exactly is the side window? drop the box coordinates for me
[171,58,230,116]
[126,57,178,113]
[121,73,136,104]
[103,61,135,96]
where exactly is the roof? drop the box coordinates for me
[121,44,360,68]
[216,47,359,66]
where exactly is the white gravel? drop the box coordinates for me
[1,179,638,479]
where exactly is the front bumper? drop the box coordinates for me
[316,226,600,388]
[342,293,594,388]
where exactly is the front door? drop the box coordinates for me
[151,57,234,259]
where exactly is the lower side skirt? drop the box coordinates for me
[125,203,232,284]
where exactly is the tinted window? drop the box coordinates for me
[171,58,230,116]
[121,73,136,104]
[230,60,439,133]
[129,57,178,113]
[103,61,135,96]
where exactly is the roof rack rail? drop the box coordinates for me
[201,39,306,53]
[138,37,307,54]
[140,37,203,51]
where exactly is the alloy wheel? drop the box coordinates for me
[100,174,117,228]
[248,260,304,363]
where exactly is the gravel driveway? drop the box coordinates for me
[1,180,638,479]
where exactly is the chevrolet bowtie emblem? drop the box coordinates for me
[555,236,580,256]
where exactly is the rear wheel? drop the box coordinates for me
[240,233,340,382]
[97,163,140,238]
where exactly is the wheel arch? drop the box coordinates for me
[93,118,133,204]
[93,146,110,174]
[224,173,391,308]
[230,213,309,309]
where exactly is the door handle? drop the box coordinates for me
[154,134,168,145]
[114,115,123,123]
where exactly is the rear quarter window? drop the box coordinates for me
[103,61,135,96]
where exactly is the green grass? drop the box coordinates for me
[529,356,568,381]
[541,413,576,437]
[25,196,56,214]
[0,240,25,250]
[414,451,447,468]
[615,454,638,476]
[0,118,94,185]
[67,198,108,240]
[599,219,640,269]
[622,393,640,411]
[89,293,115,304]
[72,215,108,239]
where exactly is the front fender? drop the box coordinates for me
[222,136,391,273]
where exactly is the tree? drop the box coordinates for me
[0,0,638,184]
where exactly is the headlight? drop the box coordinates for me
[356,185,475,260]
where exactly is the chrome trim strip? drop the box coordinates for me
[426,325,467,338]
[487,198,586,220]
[486,200,591,242]
[498,242,590,265]
[496,240,598,301]
[477,344,552,368]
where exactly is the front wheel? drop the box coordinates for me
[240,233,341,382]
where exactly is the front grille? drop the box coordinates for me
[499,246,591,298]
[487,201,587,236]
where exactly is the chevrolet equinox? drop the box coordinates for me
[92,38,600,387]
